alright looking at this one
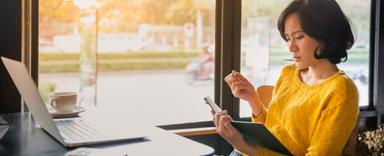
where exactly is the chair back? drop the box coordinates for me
[256,85,274,108]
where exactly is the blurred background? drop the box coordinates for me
[38,0,370,125]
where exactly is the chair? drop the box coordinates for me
[256,85,274,108]
[256,85,358,155]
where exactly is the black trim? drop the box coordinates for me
[214,0,222,108]
[214,0,242,154]
[31,0,38,84]
[158,121,214,130]
[0,0,22,113]
[368,0,376,111]
[373,0,384,124]
[218,0,241,120]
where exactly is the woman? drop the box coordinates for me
[214,0,359,155]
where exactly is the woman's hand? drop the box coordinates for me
[213,111,243,144]
[224,70,257,102]
[224,70,263,118]
[213,111,257,155]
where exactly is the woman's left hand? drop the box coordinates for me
[213,111,244,147]
[213,111,258,155]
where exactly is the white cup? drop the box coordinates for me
[50,92,77,113]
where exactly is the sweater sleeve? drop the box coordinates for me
[251,105,267,123]
[305,84,359,155]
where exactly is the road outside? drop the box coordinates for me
[40,70,215,126]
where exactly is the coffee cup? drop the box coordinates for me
[50,92,77,112]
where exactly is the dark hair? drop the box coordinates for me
[277,0,354,64]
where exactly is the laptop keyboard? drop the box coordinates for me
[55,119,107,141]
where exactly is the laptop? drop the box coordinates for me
[1,56,146,147]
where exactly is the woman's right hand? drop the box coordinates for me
[225,70,264,117]
[224,70,257,102]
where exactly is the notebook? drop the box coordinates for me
[232,121,292,155]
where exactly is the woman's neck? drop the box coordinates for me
[300,60,339,85]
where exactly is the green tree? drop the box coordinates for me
[40,0,215,33]
[39,0,78,38]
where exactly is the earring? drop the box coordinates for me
[315,47,322,55]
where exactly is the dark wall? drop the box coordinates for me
[0,0,22,113]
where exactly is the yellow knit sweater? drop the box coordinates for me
[252,64,359,156]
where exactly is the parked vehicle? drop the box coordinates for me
[185,45,215,84]
[185,59,214,84]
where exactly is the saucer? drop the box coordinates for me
[48,106,86,118]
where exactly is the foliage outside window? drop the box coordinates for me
[39,0,216,125]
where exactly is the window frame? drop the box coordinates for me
[371,0,384,124]
[12,0,382,129]
[215,0,242,120]
[0,0,38,113]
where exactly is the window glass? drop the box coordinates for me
[39,0,216,125]
[240,0,370,117]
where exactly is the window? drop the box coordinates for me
[38,0,216,125]
[240,0,371,117]
[35,0,380,124]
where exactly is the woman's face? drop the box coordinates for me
[284,13,321,69]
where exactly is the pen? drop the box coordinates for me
[231,70,237,76]
[217,110,227,114]
[282,58,294,61]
